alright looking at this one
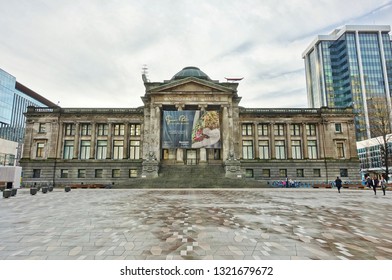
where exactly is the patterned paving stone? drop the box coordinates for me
[0,188,391,260]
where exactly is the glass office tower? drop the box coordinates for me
[1,68,57,166]
[303,25,392,141]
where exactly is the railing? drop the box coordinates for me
[240,107,353,114]
[27,107,144,114]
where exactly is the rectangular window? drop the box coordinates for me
[242,140,254,159]
[258,140,269,159]
[242,124,253,136]
[274,124,284,136]
[65,123,75,136]
[80,123,92,136]
[340,169,348,177]
[96,140,107,159]
[78,169,86,178]
[80,140,91,159]
[313,169,321,177]
[290,124,301,136]
[61,169,68,178]
[112,169,120,178]
[262,169,270,177]
[33,169,41,178]
[36,143,44,158]
[275,140,286,159]
[337,142,345,158]
[291,140,302,159]
[296,169,304,177]
[258,124,268,136]
[97,124,109,136]
[306,124,316,136]
[308,140,318,159]
[245,169,254,178]
[129,140,140,159]
[113,140,124,159]
[129,169,138,178]
[279,169,287,177]
[335,123,342,133]
[39,123,46,133]
[63,140,74,159]
[95,169,103,178]
[130,124,141,136]
[114,124,125,136]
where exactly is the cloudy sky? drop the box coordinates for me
[1,0,392,109]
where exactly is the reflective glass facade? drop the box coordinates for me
[0,68,51,142]
[303,26,392,141]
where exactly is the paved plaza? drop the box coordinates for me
[0,187,392,260]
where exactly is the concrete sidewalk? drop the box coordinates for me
[0,188,391,260]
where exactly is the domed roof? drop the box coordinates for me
[171,66,211,81]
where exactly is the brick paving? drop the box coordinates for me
[0,188,391,260]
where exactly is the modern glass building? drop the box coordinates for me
[0,68,57,166]
[303,25,392,141]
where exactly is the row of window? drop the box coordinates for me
[32,168,139,179]
[38,123,142,136]
[241,123,343,136]
[36,140,141,160]
[241,139,346,160]
[244,168,348,178]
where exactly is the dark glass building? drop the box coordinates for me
[303,25,392,141]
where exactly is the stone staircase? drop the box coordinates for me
[113,164,266,189]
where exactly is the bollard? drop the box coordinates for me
[3,189,11,198]
[30,188,38,195]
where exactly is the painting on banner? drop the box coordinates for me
[162,110,221,149]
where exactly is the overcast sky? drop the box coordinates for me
[1,0,392,109]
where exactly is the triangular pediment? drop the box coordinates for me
[148,77,234,94]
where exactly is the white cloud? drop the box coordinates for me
[1,0,392,108]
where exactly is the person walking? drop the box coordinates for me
[335,176,342,193]
[372,175,379,195]
[380,175,387,196]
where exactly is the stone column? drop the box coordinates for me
[286,123,291,159]
[199,148,207,164]
[302,123,308,159]
[176,104,184,164]
[106,123,112,159]
[123,122,129,159]
[270,123,275,159]
[90,123,96,159]
[222,105,230,160]
[74,123,80,159]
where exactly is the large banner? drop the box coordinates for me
[162,110,221,149]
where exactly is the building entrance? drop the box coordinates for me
[186,149,197,165]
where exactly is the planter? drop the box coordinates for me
[11,188,17,196]
[3,189,11,198]
[65,186,71,192]
[42,186,48,194]
[30,188,38,195]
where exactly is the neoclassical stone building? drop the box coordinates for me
[20,67,360,187]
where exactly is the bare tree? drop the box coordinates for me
[368,97,392,181]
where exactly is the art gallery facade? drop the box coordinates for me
[20,67,360,187]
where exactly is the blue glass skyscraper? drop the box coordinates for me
[303,25,392,141]
[0,68,56,142]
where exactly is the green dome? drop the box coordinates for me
[171,66,211,81]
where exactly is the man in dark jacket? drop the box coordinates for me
[335,176,342,193]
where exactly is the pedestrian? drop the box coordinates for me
[366,176,372,188]
[380,175,387,196]
[335,176,342,193]
[372,175,379,195]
